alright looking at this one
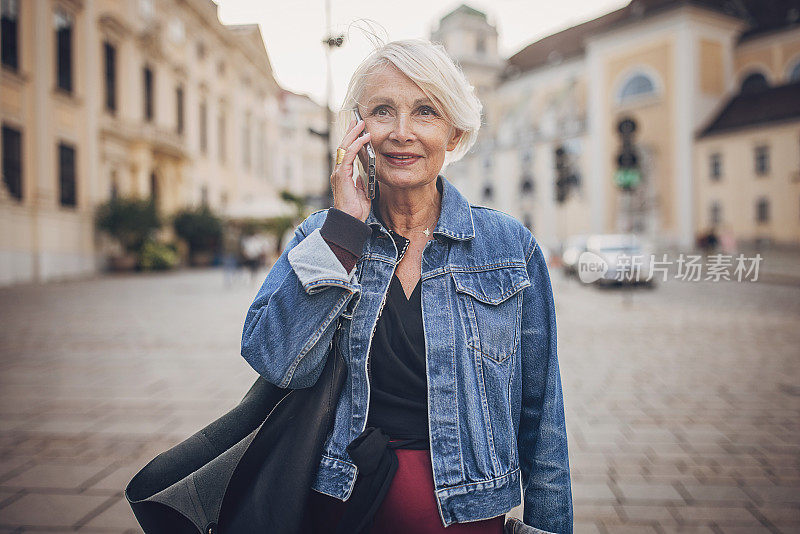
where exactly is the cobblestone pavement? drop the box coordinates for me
[0,266,798,533]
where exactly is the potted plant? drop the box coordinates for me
[138,239,179,271]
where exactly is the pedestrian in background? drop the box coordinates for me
[241,39,572,533]
[222,225,241,288]
[719,223,738,255]
[241,233,265,284]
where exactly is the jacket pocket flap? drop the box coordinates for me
[452,265,531,305]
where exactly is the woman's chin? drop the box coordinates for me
[377,168,437,190]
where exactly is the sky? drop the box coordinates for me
[217,0,629,107]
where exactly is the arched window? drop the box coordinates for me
[740,72,769,94]
[789,61,800,83]
[618,73,656,103]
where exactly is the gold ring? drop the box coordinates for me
[336,148,346,165]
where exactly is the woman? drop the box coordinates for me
[241,39,572,534]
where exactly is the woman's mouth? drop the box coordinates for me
[383,153,422,166]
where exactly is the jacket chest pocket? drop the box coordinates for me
[452,265,531,363]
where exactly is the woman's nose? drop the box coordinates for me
[388,114,415,143]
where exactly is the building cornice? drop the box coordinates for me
[54,0,84,14]
[98,13,132,40]
[737,25,800,50]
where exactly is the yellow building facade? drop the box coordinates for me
[435,1,800,250]
[0,0,327,286]
[695,29,800,246]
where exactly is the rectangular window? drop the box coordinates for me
[709,201,722,225]
[176,85,184,135]
[756,197,769,223]
[1,0,19,71]
[710,153,721,181]
[523,213,532,230]
[58,142,76,207]
[149,172,158,202]
[103,41,116,114]
[55,9,73,93]
[143,66,154,122]
[242,112,251,170]
[199,100,207,153]
[257,120,266,178]
[109,169,118,199]
[2,124,22,200]
[755,145,769,176]
[218,112,226,162]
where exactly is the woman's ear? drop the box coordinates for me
[446,128,464,151]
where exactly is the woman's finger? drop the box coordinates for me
[330,131,369,188]
[337,119,366,157]
[342,132,371,169]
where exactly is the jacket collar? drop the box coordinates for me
[364,175,475,241]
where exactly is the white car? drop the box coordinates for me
[582,233,654,286]
[561,234,589,277]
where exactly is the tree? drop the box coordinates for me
[95,197,161,253]
[173,206,223,259]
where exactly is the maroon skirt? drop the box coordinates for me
[303,444,505,533]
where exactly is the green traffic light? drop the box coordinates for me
[614,168,641,189]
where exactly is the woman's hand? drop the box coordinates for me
[331,118,372,222]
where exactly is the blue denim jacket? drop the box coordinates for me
[241,176,572,533]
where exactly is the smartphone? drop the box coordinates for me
[353,109,376,200]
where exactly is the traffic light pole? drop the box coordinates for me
[615,118,641,306]
[321,0,344,208]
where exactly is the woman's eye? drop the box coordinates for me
[371,106,389,116]
[419,106,438,116]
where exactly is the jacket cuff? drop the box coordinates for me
[287,228,360,294]
[323,238,359,273]
[320,208,371,258]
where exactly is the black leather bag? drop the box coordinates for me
[125,338,347,534]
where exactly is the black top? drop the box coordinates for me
[366,265,429,441]
[319,207,430,446]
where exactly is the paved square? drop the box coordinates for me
[0,267,798,532]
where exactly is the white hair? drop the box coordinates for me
[338,38,482,166]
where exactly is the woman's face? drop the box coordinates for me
[357,64,462,191]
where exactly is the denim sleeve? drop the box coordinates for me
[240,214,362,389]
[518,237,573,533]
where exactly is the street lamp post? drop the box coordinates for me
[309,33,344,208]
[309,0,345,208]
[307,30,344,208]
